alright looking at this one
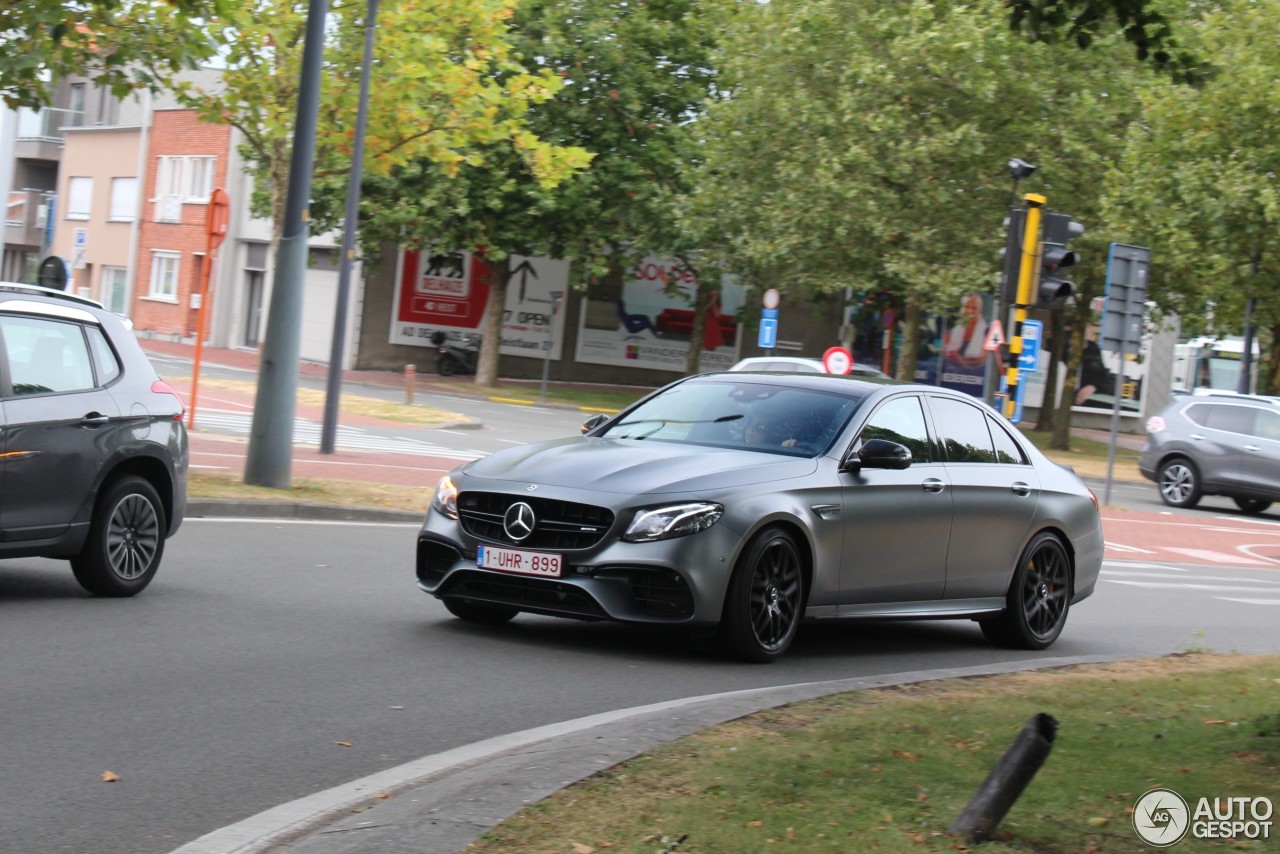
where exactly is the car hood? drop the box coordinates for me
[461,437,818,494]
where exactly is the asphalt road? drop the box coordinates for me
[1,516,1278,854]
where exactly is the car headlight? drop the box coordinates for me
[622,502,723,543]
[431,475,459,519]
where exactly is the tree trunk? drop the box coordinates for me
[685,282,712,375]
[474,258,509,388]
[1263,322,1280,395]
[1051,299,1091,451]
[896,296,922,382]
[1036,308,1065,434]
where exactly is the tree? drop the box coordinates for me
[1,0,231,109]
[1103,0,1280,393]
[1005,0,1206,83]
[356,0,718,387]
[687,0,1053,380]
[176,0,591,244]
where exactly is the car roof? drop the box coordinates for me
[0,281,104,310]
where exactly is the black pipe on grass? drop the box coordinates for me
[951,713,1058,841]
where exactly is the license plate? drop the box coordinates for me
[476,545,563,578]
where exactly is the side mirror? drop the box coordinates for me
[844,438,913,471]
[581,413,610,434]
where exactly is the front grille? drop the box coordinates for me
[440,570,606,619]
[458,491,614,550]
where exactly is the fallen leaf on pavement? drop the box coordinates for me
[101,771,120,782]
[334,741,353,748]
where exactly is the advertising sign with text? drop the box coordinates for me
[389,249,568,359]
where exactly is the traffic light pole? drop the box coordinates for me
[1002,193,1046,420]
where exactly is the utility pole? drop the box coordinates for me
[244,0,329,487]
[320,0,380,454]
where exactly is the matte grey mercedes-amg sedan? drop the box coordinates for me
[416,372,1104,662]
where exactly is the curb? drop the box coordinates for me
[169,653,1135,854]
[185,499,422,524]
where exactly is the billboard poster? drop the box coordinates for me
[389,249,569,359]
[575,257,743,371]
[939,291,994,396]
[1072,296,1147,415]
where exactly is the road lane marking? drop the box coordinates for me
[1104,542,1156,554]
[1161,547,1272,566]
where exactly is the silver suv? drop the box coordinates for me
[1140,393,1280,513]
[0,283,188,594]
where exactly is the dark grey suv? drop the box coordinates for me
[1140,393,1280,513]
[0,283,187,594]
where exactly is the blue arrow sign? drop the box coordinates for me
[758,318,778,349]
[1018,319,1043,372]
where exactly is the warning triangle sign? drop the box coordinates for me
[983,319,1006,351]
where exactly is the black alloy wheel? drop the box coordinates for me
[720,528,804,663]
[71,475,166,597]
[981,532,1072,650]
[437,352,460,377]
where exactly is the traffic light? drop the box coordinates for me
[999,208,1026,306]
[1038,211,1083,305]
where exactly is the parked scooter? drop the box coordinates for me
[429,330,480,376]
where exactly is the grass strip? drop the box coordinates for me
[471,654,1280,853]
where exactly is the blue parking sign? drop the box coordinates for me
[1018,319,1042,372]
[758,318,778,349]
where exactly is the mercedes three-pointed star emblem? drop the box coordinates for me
[503,501,537,542]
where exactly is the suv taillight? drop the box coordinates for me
[152,380,186,421]
[1145,416,1166,433]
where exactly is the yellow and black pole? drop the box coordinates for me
[1003,193,1046,420]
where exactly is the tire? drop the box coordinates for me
[443,598,518,625]
[980,532,1072,650]
[1158,457,1201,508]
[1233,497,1272,514]
[718,528,805,663]
[437,352,460,377]
[70,476,166,597]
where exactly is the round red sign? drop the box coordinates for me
[822,346,853,375]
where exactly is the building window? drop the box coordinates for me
[108,177,138,222]
[186,157,216,201]
[149,252,180,300]
[155,156,184,222]
[66,177,93,220]
[67,83,86,127]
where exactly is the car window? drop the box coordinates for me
[929,396,997,463]
[1253,408,1280,441]
[1203,404,1256,435]
[1184,404,1212,426]
[86,325,122,386]
[858,395,932,462]
[603,379,861,455]
[1,315,96,396]
[988,416,1028,464]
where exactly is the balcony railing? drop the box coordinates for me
[4,190,56,248]
[16,106,84,141]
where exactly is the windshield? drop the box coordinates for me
[600,380,863,456]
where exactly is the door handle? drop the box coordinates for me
[921,478,946,494]
[1011,481,1033,496]
[1245,445,1262,452]
[1189,433,1205,441]
[80,412,110,427]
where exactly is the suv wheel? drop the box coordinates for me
[1233,497,1272,515]
[71,476,166,597]
[1158,458,1201,508]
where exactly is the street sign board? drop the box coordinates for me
[1018,319,1043,371]
[758,317,778,349]
[1101,243,1150,353]
[822,346,853,375]
[983,319,1006,351]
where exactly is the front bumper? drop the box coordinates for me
[416,508,744,626]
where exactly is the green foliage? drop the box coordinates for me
[0,0,231,109]
[175,0,593,232]
[1102,0,1280,388]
